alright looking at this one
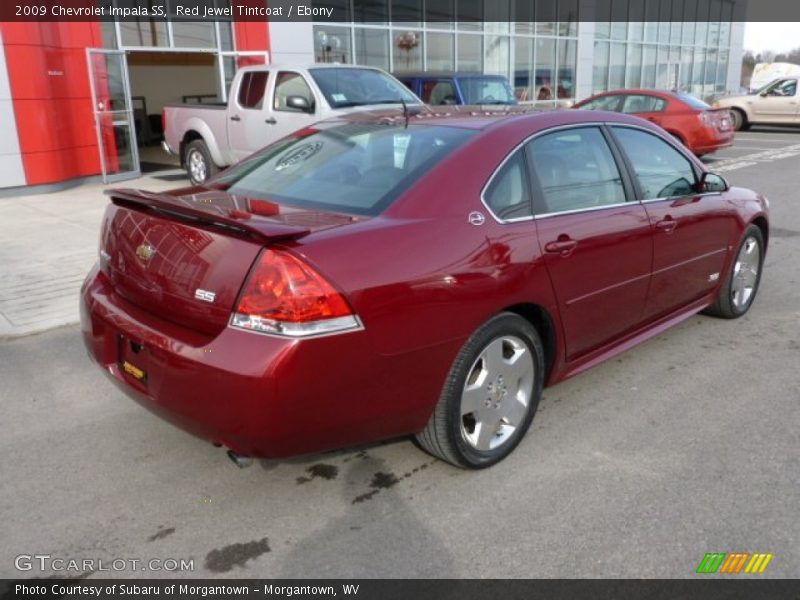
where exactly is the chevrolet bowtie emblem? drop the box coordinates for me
[135,243,156,262]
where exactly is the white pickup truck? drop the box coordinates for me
[162,64,422,184]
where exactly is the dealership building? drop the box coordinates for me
[0,0,744,192]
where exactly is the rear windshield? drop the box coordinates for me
[209,122,475,216]
[676,93,711,110]
[458,77,516,105]
[310,68,420,109]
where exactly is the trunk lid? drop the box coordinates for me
[100,188,361,335]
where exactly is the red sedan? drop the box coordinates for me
[573,89,735,156]
[81,108,768,469]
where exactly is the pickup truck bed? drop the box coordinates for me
[162,64,422,185]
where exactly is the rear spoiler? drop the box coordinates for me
[107,188,311,243]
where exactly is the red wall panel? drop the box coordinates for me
[234,22,270,56]
[0,21,102,186]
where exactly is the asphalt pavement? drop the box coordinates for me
[0,130,798,579]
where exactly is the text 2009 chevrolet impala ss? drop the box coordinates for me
[81,108,768,469]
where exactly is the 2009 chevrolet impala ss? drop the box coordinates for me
[81,108,769,469]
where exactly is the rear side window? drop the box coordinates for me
[528,127,627,215]
[422,80,457,105]
[211,123,475,216]
[676,93,711,110]
[621,95,666,113]
[238,71,268,109]
[612,127,696,199]
[483,151,531,220]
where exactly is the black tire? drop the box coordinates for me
[704,224,765,319]
[730,108,750,131]
[415,313,545,469]
[184,139,218,185]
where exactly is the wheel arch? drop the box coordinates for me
[179,118,226,168]
[751,215,769,250]
[729,105,751,125]
[179,129,204,167]
[502,303,557,382]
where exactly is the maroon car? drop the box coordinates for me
[81,108,768,469]
[573,89,735,156]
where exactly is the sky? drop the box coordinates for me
[743,22,800,54]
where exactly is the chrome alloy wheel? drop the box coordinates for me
[459,335,535,452]
[188,149,207,183]
[731,236,761,311]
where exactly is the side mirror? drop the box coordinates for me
[285,95,314,113]
[700,172,729,193]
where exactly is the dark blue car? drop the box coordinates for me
[395,72,518,106]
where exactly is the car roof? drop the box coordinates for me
[313,105,665,133]
[394,72,508,79]
[237,63,389,73]
[579,89,678,101]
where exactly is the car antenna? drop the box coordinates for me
[400,96,409,128]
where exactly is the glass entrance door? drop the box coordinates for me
[86,49,139,183]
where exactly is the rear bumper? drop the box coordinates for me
[80,265,441,458]
[690,124,735,155]
[161,140,177,156]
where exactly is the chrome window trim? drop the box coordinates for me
[480,120,707,225]
[533,200,633,220]
[640,191,723,204]
[480,121,616,224]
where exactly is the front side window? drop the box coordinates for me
[612,127,696,199]
[766,78,798,97]
[274,72,315,112]
[422,80,457,105]
[528,127,627,215]
[309,67,419,108]
[209,123,475,216]
[238,71,269,110]
[621,94,666,113]
[579,95,622,111]
[483,150,532,221]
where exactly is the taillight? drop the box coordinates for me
[161,109,166,135]
[230,249,361,337]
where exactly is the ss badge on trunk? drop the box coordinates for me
[194,289,216,303]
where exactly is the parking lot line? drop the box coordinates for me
[703,141,800,172]
[720,146,781,151]
[733,136,800,143]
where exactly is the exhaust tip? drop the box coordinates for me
[227,449,254,469]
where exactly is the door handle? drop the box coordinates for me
[265,117,277,124]
[655,217,677,233]
[230,115,241,122]
[544,238,578,256]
